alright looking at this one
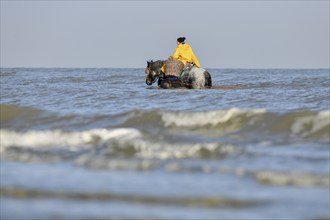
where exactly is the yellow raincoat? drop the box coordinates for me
[172,43,200,67]
[161,43,201,73]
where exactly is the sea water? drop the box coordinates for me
[0,68,329,219]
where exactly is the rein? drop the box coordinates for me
[152,74,159,84]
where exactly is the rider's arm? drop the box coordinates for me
[191,51,201,68]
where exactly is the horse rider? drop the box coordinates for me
[161,37,201,73]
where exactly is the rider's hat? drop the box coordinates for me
[177,37,186,43]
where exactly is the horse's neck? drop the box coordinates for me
[158,61,165,69]
[153,61,164,73]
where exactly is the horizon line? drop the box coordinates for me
[1,66,330,70]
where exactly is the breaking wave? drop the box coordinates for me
[2,104,329,139]
[158,109,330,139]
[0,128,238,163]
[1,104,329,164]
[1,104,329,188]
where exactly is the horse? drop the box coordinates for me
[145,60,212,89]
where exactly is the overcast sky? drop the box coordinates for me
[1,1,329,68]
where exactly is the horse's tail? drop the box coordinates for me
[204,71,212,88]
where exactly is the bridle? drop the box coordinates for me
[146,67,160,84]
[151,71,159,84]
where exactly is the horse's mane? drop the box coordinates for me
[147,59,165,69]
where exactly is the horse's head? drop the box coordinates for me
[145,60,165,85]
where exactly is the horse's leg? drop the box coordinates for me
[204,71,212,88]
[157,75,164,86]
[160,80,171,89]
[188,76,195,89]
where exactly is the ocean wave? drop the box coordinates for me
[118,108,330,140]
[164,163,330,187]
[1,127,239,164]
[1,126,328,188]
[1,104,329,169]
[222,166,330,187]
[73,142,239,171]
[0,127,143,163]
[159,109,329,139]
[1,187,260,208]
[1,104,329,140]
[161,108,267,127]
[0,104,42,124]
[159,108,267,136]
[290,111,330,138]
[0,128,141,151]
[255,170,330,187]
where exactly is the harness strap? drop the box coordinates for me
[166,76,180,81]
